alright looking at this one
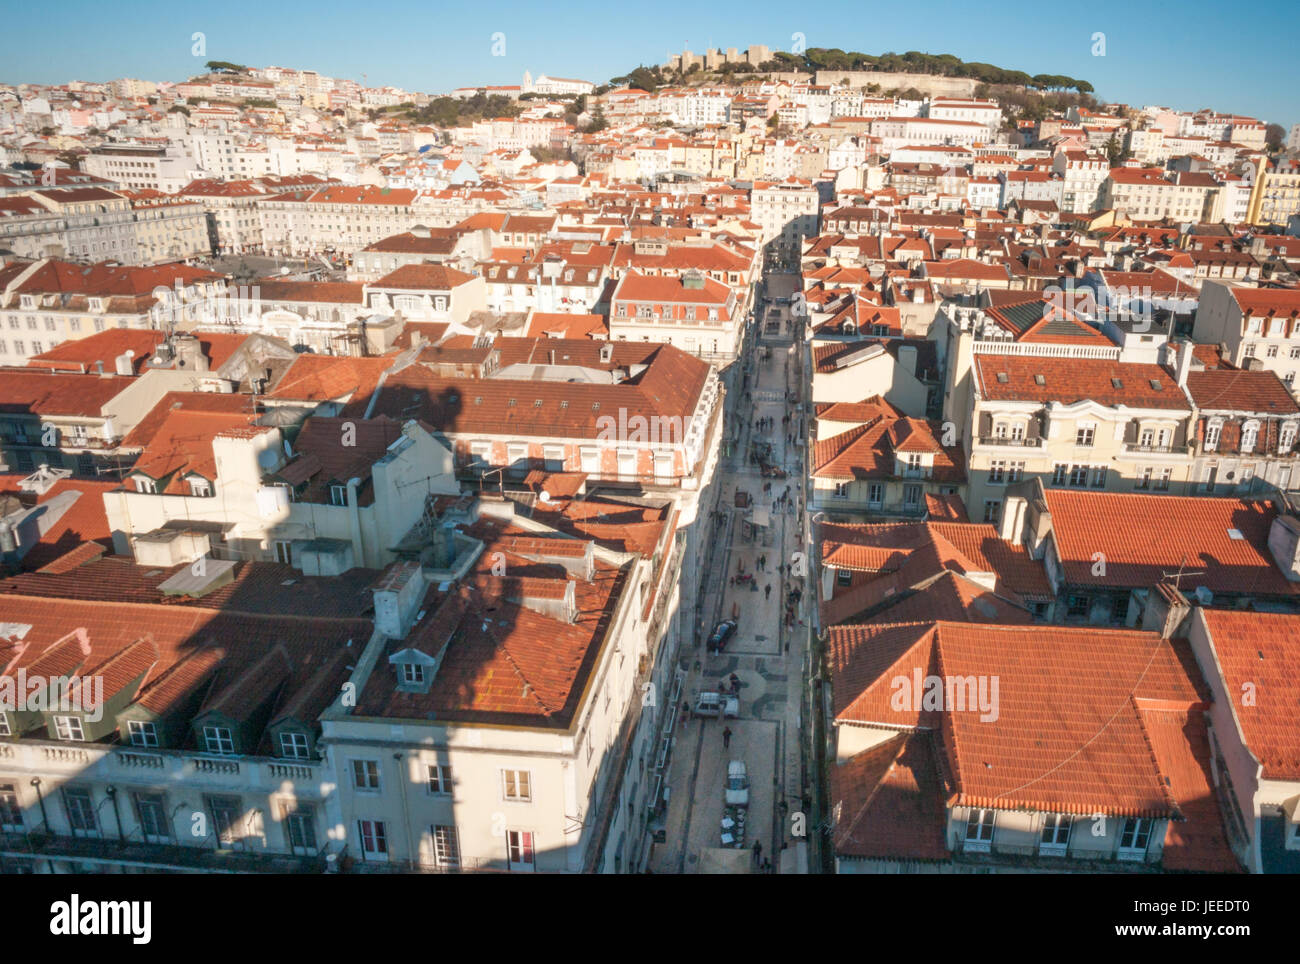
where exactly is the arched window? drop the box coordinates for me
[1241,419,1260,453]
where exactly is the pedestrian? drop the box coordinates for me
[765,584,772,600]
[722,726,732,748]
[753,840,763,865]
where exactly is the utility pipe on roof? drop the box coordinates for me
[347,477,364,568]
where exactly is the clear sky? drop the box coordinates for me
[1,0,1295,129]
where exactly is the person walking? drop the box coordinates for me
[722,726,732,748]
[765,584,772,600]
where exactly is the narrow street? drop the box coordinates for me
[649,271,814,874]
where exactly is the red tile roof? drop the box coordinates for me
[974,355,1189,409]
[828,621,1219,820]
[1043,491,1299,596]
[1199,609,1300,781]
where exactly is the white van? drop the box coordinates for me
[695,691,739,719]
[725,760,750,807]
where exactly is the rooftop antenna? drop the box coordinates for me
[1160,555,1206,590]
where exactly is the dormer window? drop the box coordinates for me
[54,715,85,742]
[390,648,437,694]
[19,295,34,310]
[134,477,157,494]
[1241,420,1260,452]
[1205,418,1222,451]
[189,478,212,498]
[204,725,235,755]
[1281,422,1297,454]
[279,731,311,760]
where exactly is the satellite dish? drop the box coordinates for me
[539,490,552,503]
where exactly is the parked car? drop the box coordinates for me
[709,619,737,651]
[725,760,750,807]
[695,691,740,719]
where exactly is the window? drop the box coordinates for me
[189,478,212,497]
[1205,420,1221,450]
[1067,594,1090,618]
[903,484,921,508]
[0,713,8,736]
[134,477,157,494]
[1118,817,1151,858]
[402,662,425,685]
[1267,345,1279,359]
[1155,467,1172,491]
[0,783,24,829]
[507,829,535,867]
[502,769,532,801]
[432,825,460,868]
[1052,464,1068,486]
[964,809,995,852]
[983,500,1001,524]
[134,792,170,842]
[329,484,347,507]
[836,569,853,587]
[1139,428,1154,448]
[283,805,317,853]
[127,720,158,747]
[358,819,388,858]
[1136,466,1153,490]
[1040,814,1072,855]
[54,715,84,741]
[1008,461,1024,483]
[867,483,883,505]
[1282,423,1297,454]
[1075,424,1095,447]
[906,453,922,472]
[427,764,453,795]
[279,731,311,759]
[207,795,243,846]
[352,759,381,790]
[1069,465,1089,487]
[1241,421,1259,452]
[204,725,235,755]
[1089,466,1107,488]
[988,460,1005,484]
[832,481,849,500]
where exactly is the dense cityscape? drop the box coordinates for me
[0,16,1294,919]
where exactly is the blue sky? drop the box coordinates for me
[2,0,1295,129]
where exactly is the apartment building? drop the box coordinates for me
[810,398,965,519]
[1003,483,1300,624]
[0,557,372,873]
[1193,282,1300,385]
[829,618,1239,873]
[751,179,820,258]
[1184,367,1300,495]
[1188,609,1300,873]
[105,412,458,572]
[320,492,685,872]
[1246,158,1300,227]
[609,270,742,358]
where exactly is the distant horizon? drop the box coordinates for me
[1,0,1296,130]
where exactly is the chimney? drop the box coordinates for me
[114,349,136,376]
[999,492,1028,542]
[897,344,917,376]
[1176,339,1194,388]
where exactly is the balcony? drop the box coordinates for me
[977,436,1042,448]
[1124,443,1192,457]
[0,830,327,874]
